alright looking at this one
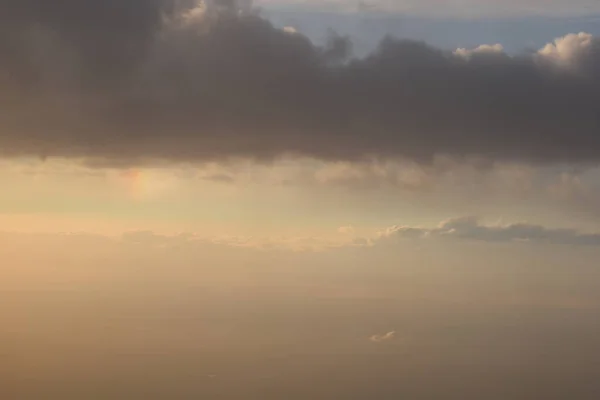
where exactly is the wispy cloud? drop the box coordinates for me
[369,331,396,342]
[337,226,355,235]
[121,230,366,252]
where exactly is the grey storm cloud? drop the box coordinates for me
[1,0,600,166]
[383,216,600,246]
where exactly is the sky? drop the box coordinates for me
[2,1,600,399]
[257,0,600,16]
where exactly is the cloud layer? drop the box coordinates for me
[1,1,600,166]
[382,216,600,246]
[4,215,600,251]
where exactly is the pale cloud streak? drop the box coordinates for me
[7,214,600,253]
[337,226,355,235]
[380,216,600,246]
[369,331,396,342]
[121,229,365,252]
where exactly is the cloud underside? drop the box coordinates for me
[383,216,600,246]
[1,1,600,166]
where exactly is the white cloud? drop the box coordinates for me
[537,32,598,70]
[337,226,355,235]
[454,44,505,59]
[379,226,427,240]
[370,331,396,343]
[282,26,298,34]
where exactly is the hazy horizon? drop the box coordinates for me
[2,1,600,399]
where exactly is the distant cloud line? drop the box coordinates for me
[3,216,600,251]
[380,216,600,246]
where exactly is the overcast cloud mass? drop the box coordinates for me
[0,0,599,166]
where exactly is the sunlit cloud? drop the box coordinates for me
[337,226,355,235]
[369,331,396,342]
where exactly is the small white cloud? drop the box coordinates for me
[283,26,298,35]
[370,331,396,343]
[338,226,355,235]
[381,226,427,239]
[454,44,504,58]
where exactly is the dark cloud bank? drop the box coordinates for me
[1,0,600,166]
